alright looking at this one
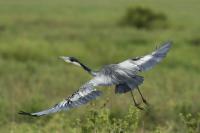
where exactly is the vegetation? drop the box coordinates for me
[0,0,199,132]
[180,113,200,133]
[120,6,168,29]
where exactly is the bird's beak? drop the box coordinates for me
[59,56,70,63]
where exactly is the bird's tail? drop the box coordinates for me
[115,75,144,94]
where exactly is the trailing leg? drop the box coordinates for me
[130,90,144,110]
[137,86,149,105]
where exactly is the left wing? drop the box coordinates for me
[118,41,171,72]
[19,81,102,117]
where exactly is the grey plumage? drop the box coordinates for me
[19,81,102,116]
[19,41,171,116]
[115,76,144,94]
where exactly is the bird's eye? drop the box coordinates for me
[70,57,78,62]
[69,57,75,62]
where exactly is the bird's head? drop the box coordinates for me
[60,56,81,67]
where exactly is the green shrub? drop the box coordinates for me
[180,113,200,133]
[73,106,140,133]
[120,6,168,29]
[189,37,200,46]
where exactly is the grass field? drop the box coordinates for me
[0,0,200,132]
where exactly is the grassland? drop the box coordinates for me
[0,0,200,132]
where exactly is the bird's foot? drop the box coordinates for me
[142,99,149,106]
[134,103,145,111]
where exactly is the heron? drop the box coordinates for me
[19,42,171,116]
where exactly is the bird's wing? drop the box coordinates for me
[19,80,102,117]
[118,41,171,72]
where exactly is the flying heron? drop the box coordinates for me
[19,42,171,116]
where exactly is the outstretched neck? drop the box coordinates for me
[76,61,97,76]
[61,56,97,76]
[79,62,91,73]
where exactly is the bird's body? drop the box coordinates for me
[19,42,171,116]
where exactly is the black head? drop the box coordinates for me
[69,57,79,62]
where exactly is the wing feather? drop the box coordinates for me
[19,81,102,117]
[118,41,171,72]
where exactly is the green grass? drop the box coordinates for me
[0,0,200,132]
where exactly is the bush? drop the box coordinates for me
[189,37,200,46]
[120,6,168,29]
[73,106,140,133]
[179,113,200,133]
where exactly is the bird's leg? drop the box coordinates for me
[130,90,144,110]
[137,86,149,105]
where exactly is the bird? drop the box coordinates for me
[19,41,171,116]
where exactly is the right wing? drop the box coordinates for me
[118,41,172,72]
[19,81,102,117]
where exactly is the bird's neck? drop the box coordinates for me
[79,62,91,72]
[78,61,96,76]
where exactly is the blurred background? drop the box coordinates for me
[0,0,199,132]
